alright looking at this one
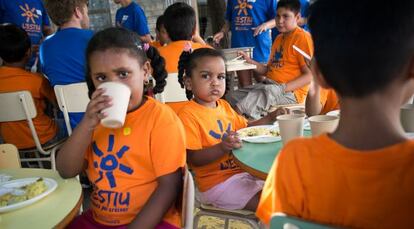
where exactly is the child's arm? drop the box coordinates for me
[305,80,323,116]
[128,169,182,229]
[187,131,241,167]
[56,88,112,178]
[284,65,312,92]
[213,21,230,44]
[253,19,276,37]
[238,51,268,76]
[247,107,289,126]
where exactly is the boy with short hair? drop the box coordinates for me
[113,0,152,43]
[233,0,313,119]
[0,24,66,149]
[257,0,414,228]
[159,2,210,74]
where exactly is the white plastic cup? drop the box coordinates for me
[401,104,414,132]
[98,82,131,129]
[277,114,305,145]
[308,115,339,136]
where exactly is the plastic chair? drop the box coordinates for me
[155,73,188,103]
[182,167,195,229]
[54,82,90,135]
[0,91,65,170]
[192,179,261,229]
[270,213,334,229]
[0,144,21,168]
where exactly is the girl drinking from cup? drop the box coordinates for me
[57,27,185,229]
[177,47,287,211]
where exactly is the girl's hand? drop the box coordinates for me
[252,23,267,36]
[83,88,113,129]
[220,131,242,152]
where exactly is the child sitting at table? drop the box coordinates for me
[56,27,186,229]
[231,0,313,119]
[257,0,414,228]
[177,48,287,211]
[151,15,170,49]
[0,24,66,150]
[305,77,339,116]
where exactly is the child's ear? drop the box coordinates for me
[142,60,151,82]
[184,76,192,91]
[295,12,301,22]
[311,59,331,89]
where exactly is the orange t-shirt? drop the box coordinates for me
[85,97,186,227]
[319,88,340,115]
[178,99,247,192]
[257,134,414,228]
[0,66,57,149]
[158,40,211,114]
[267,27,313,103]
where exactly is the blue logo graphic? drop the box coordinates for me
[92,135,134,188]
[209,120,232,140]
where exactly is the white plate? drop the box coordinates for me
[237,125,281,143]
[0,177,58,213]
[405,132,414,139]
[326,110,340,117]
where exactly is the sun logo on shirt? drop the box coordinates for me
[235,0,253,16]
[209,120,232,140]
[92,135,134,188]
[19,3,39,24]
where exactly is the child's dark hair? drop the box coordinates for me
[277,0,301,15]
[85,27,167,98]
[178,48,226,100]
[0,24,31,63]
[309,0,414,98]
[163,2,196,41]
[155,15,164,32]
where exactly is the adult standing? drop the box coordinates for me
[113,0,152,43]
[40,0,93,129]
[213,0,277,87]
[0,0,53,69]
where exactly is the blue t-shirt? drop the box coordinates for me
[39,28,94,129]
[115,2,149,36]
[226,0,277,63]
[0,0,50,66]
[272,0,310,41]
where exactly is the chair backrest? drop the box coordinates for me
[155,73,188,103]
[182,167,195,229]
[0,91,46,153]
[270,213,334,229]
[0,144,21,168]
[54,83,89,135]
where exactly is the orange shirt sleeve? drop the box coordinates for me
[151,110,187,177]
[178,110,203,150]
[256,141,306,225]
[294,33,314,68]
[221,100,248,130]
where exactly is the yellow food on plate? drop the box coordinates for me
[238,127,279,138]
[0,178,47,207]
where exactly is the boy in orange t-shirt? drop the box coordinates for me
[158,3,211,114]
[232,0,313,119]
[0,24,66,149]
[151,15,170,49]
[257,0,414,228]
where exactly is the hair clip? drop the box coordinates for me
[183,42,192,52]
[143,43,150,52]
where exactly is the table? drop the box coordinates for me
[0,168,83,229]
[233,130,312,180]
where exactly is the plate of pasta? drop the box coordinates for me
[237,125,281,143]
[0,177,57,213]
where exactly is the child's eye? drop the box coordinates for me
[201,73,210,79]
[96,75,106,81]
[218,75,226,80]
[118,71,129,79]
